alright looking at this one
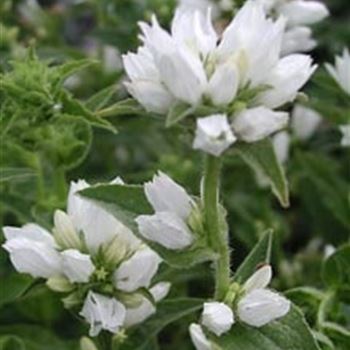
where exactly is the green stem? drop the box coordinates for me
[203,155,231,300]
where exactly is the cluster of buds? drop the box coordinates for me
[189,265,291,349]
[123,1,317,158]
[2,179,170,337]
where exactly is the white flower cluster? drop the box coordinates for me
[137,172,198,250]
[2,179,170,337]
[123,1,316,157]
[257,0,329,55]
[190,265,291,349]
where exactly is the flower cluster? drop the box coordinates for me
[190,265,291,349]
[257,0,329,55]
[2,179,170,337]
[123,1,316,157]
[136,172,201,250]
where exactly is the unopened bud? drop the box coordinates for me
[46,275,74,293]
[62,291,81,309]
[53,210,82,250]
[116,292,144,308]
[102,236,129,267]
[80,337,98,350]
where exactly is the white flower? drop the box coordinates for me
[61,249,95,283]
[201,302,235,336]
[232,107,288,142]
[136,211,194,250]
[80,291,126,337]
[291,104,322,140]
[237,265,291,327]
[114,247,161,292]
[278,1,329,27]
[272,131,290,165]
[339,124,350,147]
[193,114,237,156]
[124,281,171,327]
[123,0,316,130]
[281,27,316,56]
[325,48,350,95]
[189,323,212,350]
[144,171,193,220]
[2,224,61,278]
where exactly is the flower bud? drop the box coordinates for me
[116,292,145,308]
[243,265,272,293]
[62,291,82,309]
[189,323,212,350]
[102,235,129,267]
[136,212,194,250]
[80,337,98,350]
[53,210,82,250]
[201,302,234,336]
[46,275,74,293]
[193,114,236,156]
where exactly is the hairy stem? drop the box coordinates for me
[203,155,231,300]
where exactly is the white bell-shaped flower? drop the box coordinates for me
[144,171,193,220]
[281,27,316,56]
[2,224,61,278]
[193,114,237,156]
[124,282,171,327]
[61,249,95,283]
[340,125,350,147]
[325,48,350,95]
[136,211,194,250]
[80,291,126,337]
[189,323,212,350]
[232,107,288,142]
[291,104,322,140]
[237,265,291,327]
[201,302,235,336]
[114,247,161,292]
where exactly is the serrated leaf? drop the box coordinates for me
[234,139,289,207]
[322,245,350,289]
[85,85,117,111]
[0,167,36,183]
[215,305,320,350]
[166,102,194,127]
[0,274,33,308]
[233,230,273,284]
[80,184,217,268]
[121,298,204,350]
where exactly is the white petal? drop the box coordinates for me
[238,288,291,327]
[272,131,290,165]
[207,63,239,106]
[114,247,161,292]
[61,249,95,283]
[3,224,55,247]
[257,54,316,109]
[278,1,329,27]
[340,124,350,147]
[243,265,272,293]
[144,172,193,219]
[193,114,237,156]
[124,296,156,327]
[232,107,288,142]
[2,238,61,278]
[189,323,212,350]
[150,281,171,302]
[136,212,194,250]
[291,105,322,140]
[80,292,126,337]
[281,27,316,56]
[201,302,234,336]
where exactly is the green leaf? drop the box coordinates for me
[85,85,117,112]
[233,230,273,284]
[215,305,320,350]
[96,99,145,118]
[321,322,350,347]
[234,139,289,207]
[166,102,194,128]
[80,184,217,268]
[0,167,36,183]
[0,336,26,350]
[322,245,350,289]
[121,298,204,350]
[0,274,33,308]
